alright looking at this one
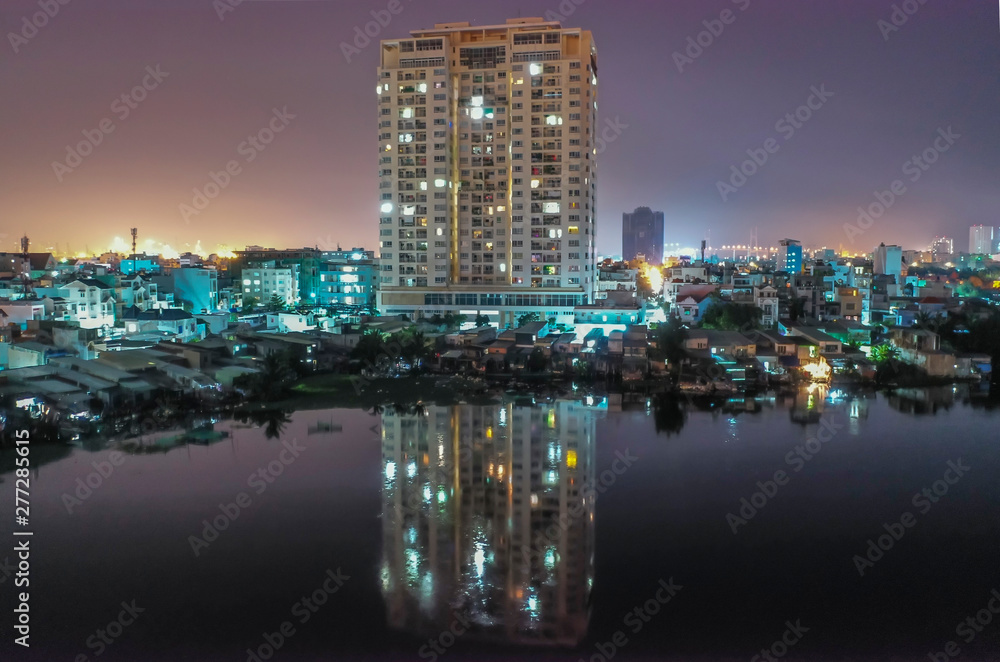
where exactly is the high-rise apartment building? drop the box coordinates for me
[873,243,903,282]
[376,18,599,327]
[778,239,802,274]
[930,236,953,261]
[969,225,994,255]
[622,207,665,265]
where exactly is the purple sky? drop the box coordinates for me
[1,0,997,257]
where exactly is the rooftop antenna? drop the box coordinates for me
[20,234,33,297]
[130,227,138,275]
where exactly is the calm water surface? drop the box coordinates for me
[1,387,998,661]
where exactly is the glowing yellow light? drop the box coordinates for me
[642,263,664,294]
[802,361,831,382]
[567,450,577,469]
[486,426,493,439]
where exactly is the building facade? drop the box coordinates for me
[319,249,378,310]
[778,239,803,274]
[376,17,599,327]
[969,225,994,255]
[930,236,953,261]
[622,207,665,265]
[236,247,321,303]
[241,266,299,307]
[168,267,219,314]
[873,243,903,282]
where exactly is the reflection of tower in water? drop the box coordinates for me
[380,401,600,646]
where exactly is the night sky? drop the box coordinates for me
[2,0,997,258]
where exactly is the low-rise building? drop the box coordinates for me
[241,265,299,307]
[672,285,718,322]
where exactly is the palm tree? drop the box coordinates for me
[914,311,935,330]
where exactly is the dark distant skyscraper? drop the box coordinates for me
[622,207,665,265]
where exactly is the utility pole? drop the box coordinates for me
[130,227,138,275]
[20,235,34,298]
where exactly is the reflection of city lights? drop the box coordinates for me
[380,402,598,644]
[474,546,486,577]
[544,548,557,570]
[802,362,832,382]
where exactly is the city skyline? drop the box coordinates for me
[3,1,997,257]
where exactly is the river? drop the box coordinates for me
[1,386,998,661]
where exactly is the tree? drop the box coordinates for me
[475,314,491,327]
[913,311,938,330]
[516,312,540,328]
[700,303,762,331]
[870,343,899,364]
[234,350,300,400]
[655,318,689,375]
[351,329,388,371]
[526,348,549,373]
[788,297,806,323]
[392,328,431,372]
[443,313,467,331]
[241,296,259,314]
[266,294,286,312]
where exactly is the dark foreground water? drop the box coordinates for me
[1,386,999,661]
